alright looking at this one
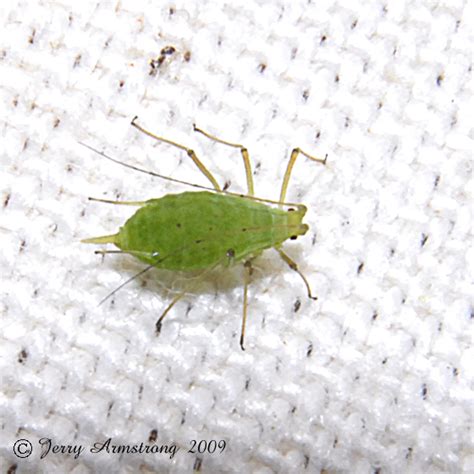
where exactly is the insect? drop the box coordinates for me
[82,116,327,349]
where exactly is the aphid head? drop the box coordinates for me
[287,204,307,217]
[286,205,309,239]
[292,224,309,238]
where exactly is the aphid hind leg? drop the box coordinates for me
[279,148,327,204]
[87,196,149,206]
[155,290,187,334]
[93,249,123,255]
[193,124,255,196]
[240,259,254,350]
[275,248,317,301]
[131,116,221,191]
[155,257,229,336]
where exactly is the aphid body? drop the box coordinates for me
[85,191,308,270]
[82,117,326,349]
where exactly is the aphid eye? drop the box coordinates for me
[290,235,297,240]
[226,248,235,258]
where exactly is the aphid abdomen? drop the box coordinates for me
[115,191,308,270]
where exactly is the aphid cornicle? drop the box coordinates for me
[82,116,327,349]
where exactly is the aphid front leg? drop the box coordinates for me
[274,247,318,301]
[193,124,255,196]
[279,148,327,204]
[240,259,254,351]
[131,116,221,191]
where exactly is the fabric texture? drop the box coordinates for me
[0,0,472,472]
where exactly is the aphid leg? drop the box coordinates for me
[193,124,255,196]
[155,290,187,334]
[274,248,318,301]
[93,249,124,255]
[83,243,162,263]
[240,259,254,350]
[279,148,327,204]
[155,261,225,335]
[131,116,221,191]
[87,197,149,206]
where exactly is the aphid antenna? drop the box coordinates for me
[78,142,305,209]
[98,263,156,306]
[97,243,228,306]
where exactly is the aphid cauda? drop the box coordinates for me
[82,116,327,349]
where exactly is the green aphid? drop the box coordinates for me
[82,117,327,349]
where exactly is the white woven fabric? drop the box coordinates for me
[1,0,472,472]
